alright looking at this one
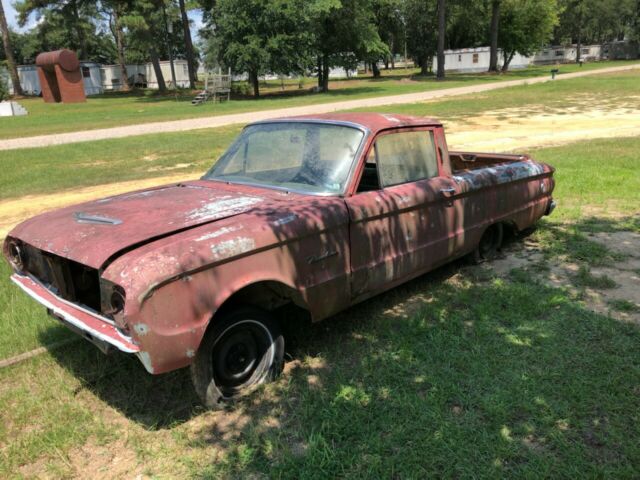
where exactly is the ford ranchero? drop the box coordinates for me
[4,113,555,407]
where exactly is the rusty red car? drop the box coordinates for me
[3,113,555,407]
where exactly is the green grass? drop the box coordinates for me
[572,265,618,289]
[607,299,640,313]
[1,70,638,202]
[0,125,241,201]
[0,60,636,140]
[0,71,639,477]
[1,267,639,477]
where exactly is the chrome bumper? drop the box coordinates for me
[11,273,139,354]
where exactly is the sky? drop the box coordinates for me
[3,2,31,32]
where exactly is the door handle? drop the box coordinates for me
[440,187,456,196]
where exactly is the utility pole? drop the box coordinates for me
[162,2,177,89]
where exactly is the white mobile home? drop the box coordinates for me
[5,65,40,95]
[80,62,104,95]
[533,45,602,64]
[146,60,191,89]
[432,47,532,73]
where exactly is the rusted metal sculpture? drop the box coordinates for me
[35,49,86,103]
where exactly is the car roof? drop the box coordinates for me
[249,112,442,134]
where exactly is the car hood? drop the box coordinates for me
[8,181,273,269]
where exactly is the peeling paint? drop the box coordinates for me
[187,196,263,221]
[133,323,150,336]
[453,161,546,192]
[186,349,195,358]
[273,214,297,226]
[195,225,242,242]
[210,237,256,258]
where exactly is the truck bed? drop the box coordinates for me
[449,151,530,173]
[449,151,550,192]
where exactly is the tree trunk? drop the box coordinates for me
[390,35,395,69]
[322,54,329,92]
[576,6,583,64]
[112,7,131,91]
[317,56,323,88]
[150,47,167,92]
[0,0,23,96]
[501,50,515,72]
[372,61,381,78]
[488,0,500,72]
[71,0,88,59]
[249,69,260,98]
[178,0,197,88]
[436,0,446,79]
[420,55,430,75]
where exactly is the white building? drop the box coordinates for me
[432,46,532,73]
[533,44,602,64]
[4,59,192,96]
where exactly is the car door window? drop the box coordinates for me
[376,130,439,187]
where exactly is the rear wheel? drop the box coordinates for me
[471,223,503,264]
[191,306,284,408]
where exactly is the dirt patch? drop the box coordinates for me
[446,103,640,152]
[488,230,640,324]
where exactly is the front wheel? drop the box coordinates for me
[190,306,284,408]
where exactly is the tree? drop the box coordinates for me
[121,0,169,92]
[436,0,446,79]
[208,0,313,97]
[0,0,23,95]
[404,0,438,74]
[309,0,388,90]
[102,0,130,90]
[488,0,500,71]
[178,0,197,88]
[15,0,94,59]
[499,0,558,71]
[555,0,635,57]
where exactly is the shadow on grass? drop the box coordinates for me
[39,219,640,476]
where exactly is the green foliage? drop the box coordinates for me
[14,0,116,62]
[403,0,438,74]
[203,0,388,93]
[499,0,559,70]
[555,0,637,45]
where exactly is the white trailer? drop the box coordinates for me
[432,46,532,73]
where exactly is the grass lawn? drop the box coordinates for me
[0,60,636,140]
[1,70,638,202]
[0,69,639,477]
[0,134,638,477]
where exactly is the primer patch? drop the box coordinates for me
[210,237,256,258]
[195,225,242,242]
[187,196,263,221]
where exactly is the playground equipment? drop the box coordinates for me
[35,49,86,103]
[192,68,232,105]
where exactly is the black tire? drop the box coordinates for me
[471,223,504,264]
[190,306,284,409]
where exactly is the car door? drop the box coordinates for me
[345,128,463,300]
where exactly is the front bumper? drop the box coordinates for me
[11,273,139,354]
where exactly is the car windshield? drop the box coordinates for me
[203,122,365,195]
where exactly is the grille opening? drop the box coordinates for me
[22,244,102,312]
